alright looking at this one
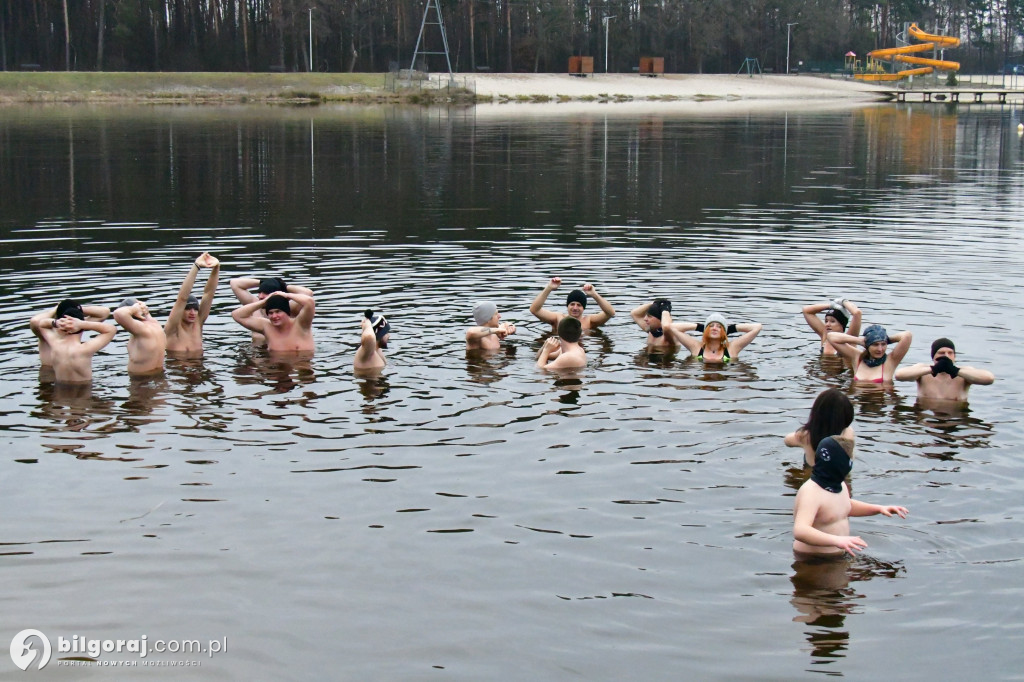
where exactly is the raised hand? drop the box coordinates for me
[196,252,219,268]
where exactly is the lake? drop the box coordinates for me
[1,101,1022,679]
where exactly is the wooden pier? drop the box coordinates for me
[886,89,1024,104]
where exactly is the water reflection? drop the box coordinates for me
[355,373,391,403]
[465,345,517,385]
[790,555,905,670]
[123,375,170,427]
[232,345,317,395]
[890,401,995,459]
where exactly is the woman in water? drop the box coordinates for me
[784,388,855,467]
[802,298,862,355]
[675,313,762,363]
[827,324,912,384]
[630,298,696,349]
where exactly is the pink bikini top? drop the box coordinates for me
[854,361,884,384]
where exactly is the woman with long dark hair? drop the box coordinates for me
[784,388,855,467]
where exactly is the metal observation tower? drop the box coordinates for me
[409,0,454,78]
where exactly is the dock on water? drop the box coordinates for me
[885,88,1024,103]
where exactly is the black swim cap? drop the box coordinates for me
[259,277,287,296]
[566,289,587,309]
[810,436,852,494]
[824,307,849,328]
[647,298,671,319]
[264,294,291,315]
[56,299,84,320]
[931,337,955,359]
[185,295,200,311]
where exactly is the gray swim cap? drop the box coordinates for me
[705,313,728,329]
[119,297,138,309]
[473,301,498,326]
[185,295,200,310]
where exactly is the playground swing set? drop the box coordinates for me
[851,23,960,82]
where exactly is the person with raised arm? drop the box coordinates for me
[894,337,995,402]
[229,275,314,346]
[114,298,167,376]
[355,310,390,370]
[30,301,116,383]
[827,324,912,385]
[802,297,862,355]
[674,313,762,363]
[231,291,315,354]
[165,252,220,356]
[630,297,697,349]
[31,299,110,367]
[530,278,615,332]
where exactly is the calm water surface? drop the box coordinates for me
[1,103,1022,679]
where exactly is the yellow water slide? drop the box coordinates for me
[854,23,960,81]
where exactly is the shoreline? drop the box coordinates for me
[0,71,893,106]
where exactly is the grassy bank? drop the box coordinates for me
[0,71,477,104]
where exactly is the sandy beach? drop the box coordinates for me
[0,70,892,106]
[467,72,889,102]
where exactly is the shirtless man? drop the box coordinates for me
[466,301,516,350]
[29,302,116,383]
[229,275,314,346]
[536,317,587,369]
[231,292,315,353]
[894,337,995,402]
[114,298,167,376]
[165,252,220,356]
[354,310,390,370]
[530,278,615,332]
[793,435,908,557]
[31,299,111,367]
[630,298,696,348]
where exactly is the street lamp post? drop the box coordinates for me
[603,15,616,73]
[786,22,798,75]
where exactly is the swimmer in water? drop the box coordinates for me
[630,298,698,349]
[894,337,995,402]
[29,300,116,384]
[231,292,316,354]
[31,299,111,367]
[784,388,856,468]
[114,298,167,376]
[530,278,615,332]
[466,301,516,350]
[537,316,586,369]
[164,252,220,356]
[675,313,762,363]
[355,310,390,370]
[827,324,912,385]
[229,275,314,346]
[792,435,908,557]
[802,298,862,355]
